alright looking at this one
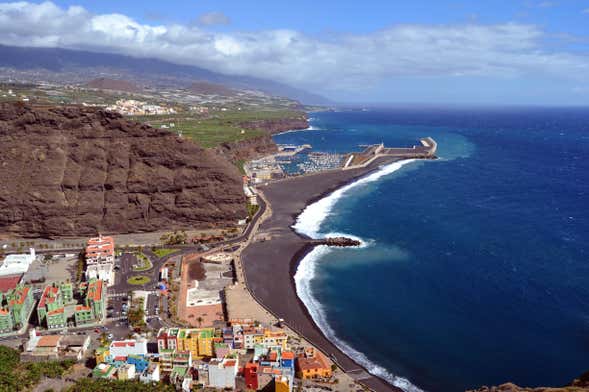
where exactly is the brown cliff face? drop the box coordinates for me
[216,116,309,163]
[215,134,278,163]
[0,102,246,238]
[238,117,309,135]
[467,374,589,392]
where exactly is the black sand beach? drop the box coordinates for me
[241,156,406,392]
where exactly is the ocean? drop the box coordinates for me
[273,108,589,392]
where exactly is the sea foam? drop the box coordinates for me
[293,159,425,392]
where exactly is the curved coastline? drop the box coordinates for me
[292,159,425,392]
[241,155,421,392]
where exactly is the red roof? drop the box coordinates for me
[38,335,61,347]
[8,286,29,306]
[75,305,91,312]
[114,356,127,361]
[39,286,60,308]
[47,308,64,316]
[87,280,103,302]
[0,275,22,293]
[282,351,294,360]
[113,341,135,347]
[85,236,115,259]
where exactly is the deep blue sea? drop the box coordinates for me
[273,108,589,392]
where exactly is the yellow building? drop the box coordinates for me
[95,346,109,364]
[275,375,290,392]
[198,328,215,357]
[175,328,215,359]
[263,329,288,350]
[295,348,332,380]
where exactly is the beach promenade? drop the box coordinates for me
[241,155,408,392]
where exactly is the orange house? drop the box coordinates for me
[295,348,332,380]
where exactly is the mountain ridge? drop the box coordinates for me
[0,44,331,105]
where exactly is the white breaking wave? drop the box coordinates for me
[292,159,426,392]
[293,159,417,238]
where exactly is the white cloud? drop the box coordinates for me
[583,8,589,14]
[196,11,230,26]
[0,1,588,95]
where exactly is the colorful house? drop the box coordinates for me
[295,348,332,380]
[243,362,259,390]
[95,346,109,363]
[263,329,288,350]
[127,354,149,373]
[158,327,215,359]
[159,349,192,374]
[198,328,215,357]
[93,363,117,379]
[275,374,291,392]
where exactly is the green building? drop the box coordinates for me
[83,279,106,321]
[0,286,34,333]
[60,282,74,303]
[37,280,106,329]
[37,285,66,329]
[72,279,106,326]
[74,305,94,325]
[0,294,14,333]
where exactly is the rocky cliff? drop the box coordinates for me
[215,116,309,163]
[239,116,309,135]
[0,102,247,238]
[215,134,278,163]
[468,373,589,392]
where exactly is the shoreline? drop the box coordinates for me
[241,155,413,392]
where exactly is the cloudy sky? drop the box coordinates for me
[0,0,588,105]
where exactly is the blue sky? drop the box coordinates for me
[1,1,589,105]
[49,0,588,36]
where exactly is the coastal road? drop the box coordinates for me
[241,156,408,392]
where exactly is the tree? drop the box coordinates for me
[196,316,204,327]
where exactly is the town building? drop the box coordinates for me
[37,285,66,329]
[60,335,91,361]
[295,347,332,380]
[37,279,105,329]
[76,278,106,323]
[159,349,192,374]
[170,366,192,391]
[93,363,117,380]
[117,363,136,381]
[139,362,161,384]
[109,339,148,359]
[158,327,215,359]
[243,362,259,390]
[0,275,23,293]
[23,329,90,361]
[0,249,35,276]
[275,374,292,392]
[0,285,34,333]
[208,357,238,389]
[85,236,115,286]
